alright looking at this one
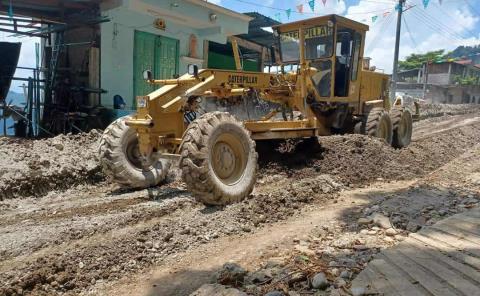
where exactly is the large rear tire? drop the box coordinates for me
[390,107,413,148]
[363,107,393,144]
[99,116,170,188]
[179,112,258,205]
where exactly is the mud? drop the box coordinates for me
[0,111,479,296]
[0,131,103,199]
[418,102,480,118]
[259,121,480,186]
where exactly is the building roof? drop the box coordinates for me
[236,12,280,48]
[273,14,369,33]
[0,0,99,21]
[454,59,472,65]
[186,0,253,22]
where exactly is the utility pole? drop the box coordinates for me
[422,62,428,100]
[391,0,406,101]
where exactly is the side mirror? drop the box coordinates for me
[187,64,199,77]
[143,69,153,81]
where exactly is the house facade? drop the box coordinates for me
[396,60,480,104]
[100,0,252,110]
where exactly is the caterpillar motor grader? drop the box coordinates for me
[99,14,413,205]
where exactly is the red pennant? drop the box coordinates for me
[296,4,303,13]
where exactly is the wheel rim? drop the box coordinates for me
[211,133,247,185]
[377,117,390,141]
[398,111,411,141]
[124,134,154,171]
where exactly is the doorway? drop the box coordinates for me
[133,31,179,106]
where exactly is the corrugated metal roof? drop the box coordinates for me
[454,59,472,65]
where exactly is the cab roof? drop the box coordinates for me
[272,14,369,33]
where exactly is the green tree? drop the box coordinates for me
[446,45,480,59]
[453,75,479,86]
[399,50,445,70]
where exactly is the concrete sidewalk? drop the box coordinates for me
[352,207,480,296]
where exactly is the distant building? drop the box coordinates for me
[396,59,480,104]
[427,60,480,86]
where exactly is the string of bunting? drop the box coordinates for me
[269,0,439,23]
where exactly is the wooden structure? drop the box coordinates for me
[352,207,480,295]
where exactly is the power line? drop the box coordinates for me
[366,11,395,53]
[408,6,469,41]
[408,10,464,43]
[407,8,466,44]
[223,0,395,17]
[406,0,474,40]
[430,1,478,38]
[402,14,417,49]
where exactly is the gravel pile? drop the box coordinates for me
[0,131,103,199]
[418,103,480,118]
[260,124,480,186]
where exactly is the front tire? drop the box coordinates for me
[99,116,170,188]
[179,112,258,205]
[390,107,413,148]
[362,107,393,144]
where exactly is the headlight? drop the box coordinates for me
[137,96,148,108]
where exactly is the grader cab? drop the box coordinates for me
[99,14,413,205]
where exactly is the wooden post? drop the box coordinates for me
[260,47,267,72]
[202,40,209,69]
[231,39,242,71]
[88,47,100,106]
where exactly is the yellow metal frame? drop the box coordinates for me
[126,14,390,158]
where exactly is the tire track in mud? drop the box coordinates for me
[1,116,480,296]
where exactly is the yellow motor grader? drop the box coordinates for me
[99,14,413,205]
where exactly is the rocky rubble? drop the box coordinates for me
[0,174,343,296]
[189,185,479,296]
[260,123,480,186]
[1,112,479,296]
[0,131,103,199]
[418,103,480,118]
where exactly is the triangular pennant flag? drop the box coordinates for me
[308,0,315,12]
[383,11,390,17]
[372,15,378,22]
[8,0,13,18]
[274,12,281,22]
[423,0,430,8]
[286,8,291,19]
[296,4,303,13]
[322,0,327,6]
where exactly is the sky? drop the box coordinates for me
[208,0,480,73]
[0,31,39,93]
[2,0,479,93]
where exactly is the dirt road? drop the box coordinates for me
[0,111,479,296]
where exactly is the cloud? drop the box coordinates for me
[312,0,347,15]
[345,0,480,73]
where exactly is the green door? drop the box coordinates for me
[133,31,179,106]
[156,35,179,81]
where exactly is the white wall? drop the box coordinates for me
[100,0,250,109]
